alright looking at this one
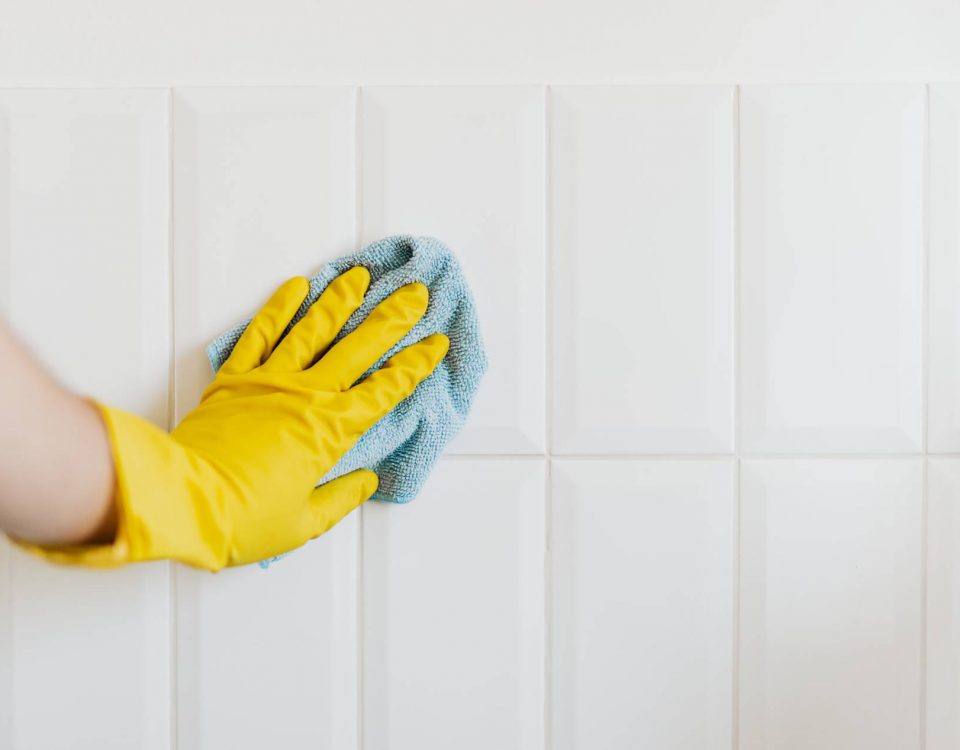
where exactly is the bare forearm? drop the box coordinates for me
[0,320,116,545]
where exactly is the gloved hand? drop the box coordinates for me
[17,267,448,571]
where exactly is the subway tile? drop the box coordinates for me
[361,86,546,453]
[551,86,735,454]
[0,89,171,750]
[929,85,960,452]
[927,458,960,750]
[173,86,357,413]
[363,459,545,750]
[739,459,923,750]
[176,517,359,750]
[739,85,924,453]
[551,459,735,750]
[172,86,359,750]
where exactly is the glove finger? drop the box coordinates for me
[220,277,309,375]
[346,333,449,422]
[309,282,429,391]
[263,266,370,373]
[302,469,379,540]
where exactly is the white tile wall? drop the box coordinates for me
[363,459,545,750]
[0,89,171,750]
[172,87,358,750]
[361,86,546,453]
[551,86,735,454]
[0,83,957,750]
[740,459,923,750]
[740,85,925,454]
[551,459,735,749]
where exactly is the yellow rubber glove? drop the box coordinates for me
[17,267,448,571]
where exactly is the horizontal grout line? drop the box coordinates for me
[443,451,958,461]
[0,81,955,92]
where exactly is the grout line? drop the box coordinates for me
[921,456,929,750]
[355,84,365,750]
[166,86,179,750]
[923,83,931,457]
[2,540,13,750]
[920,82,931,750]
[543,84,553,750]
[731,83,742,750]
[732,458,742,750]
[732,83,742,458]
[443,452,947,461]
[0,81,958,91]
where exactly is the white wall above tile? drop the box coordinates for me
[0,1,957,86]
[551,86,735,454]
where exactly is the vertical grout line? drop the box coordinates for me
[922,83,931,458]
[731,83,742,750]
[732,84,742,461]
[542,84,553,750]
[733,457,742,750]
[355,84,365,750]
[920,82,931,750]
[2,540,13,750]
[166,86,179,750]
[921,456,929,750]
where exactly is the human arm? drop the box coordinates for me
[3,267,447,570]
[0,320,117,546]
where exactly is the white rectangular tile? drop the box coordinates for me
[929,85,960,452]
[927,458,960,750]
[0,89,171,750]
[551,459,735,750]
[739,459,923,750]
[363,459,545,750]
[0,90,170,417]
[551,86,735,454]
[173,86,357,413]
[175,517,358,750]
[739,85,924,453]
[172,86,359,750]
[361,86,546,453]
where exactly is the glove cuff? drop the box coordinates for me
[15,403,229,571]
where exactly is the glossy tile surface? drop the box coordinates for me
[362,86,546,453]
[551,459,736,749]
[0,82,953,750]
[740,85,924,453]
[551,86,735,454]
[363,459,545,750]
[0,89,171,750]
[739,459,923,750]
[172,87,359,750]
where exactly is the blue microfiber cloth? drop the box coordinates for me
[207,236,487,565]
